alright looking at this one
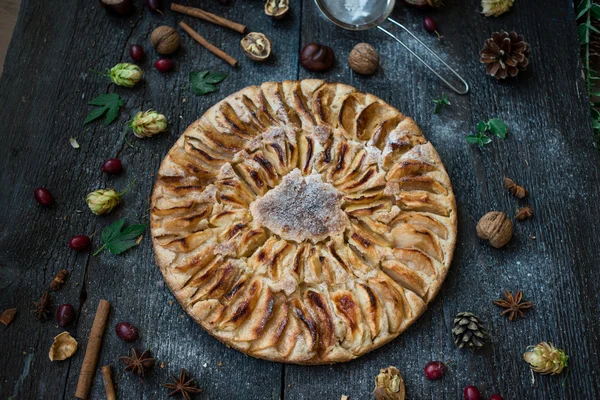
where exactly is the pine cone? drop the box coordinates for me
[523,342,568,375]
[480,31,531,79]
[452,312,489,349]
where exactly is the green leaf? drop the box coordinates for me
[487,118,507,139]
[432,93,451,114]
[84,106,108,125]
[466,133,492,147]
[591,3,600,19]
[84,93,124,125]
[96,218,145,255]
[189,70,228,96]
[476,121,488,133]
[577,1,591,19]
[579,23,590,45]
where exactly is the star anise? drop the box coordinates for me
[493,289,533,321]
[32,292,52,321]
[120,348,156,376]
[163,368,202,400]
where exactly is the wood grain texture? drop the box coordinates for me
[0,0,599,399]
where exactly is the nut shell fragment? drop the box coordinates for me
[373,366,405,400]
[0,308,17,326]
[49,331,78,361]
[265,0,289,18]
[241,32,272,61]
[476,211,513,248]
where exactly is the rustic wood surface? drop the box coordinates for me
[1,0,599,399]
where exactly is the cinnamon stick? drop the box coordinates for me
[75,299,111,400]
[179,22,239,67]
[171,3,247,34]
[101,366,117,400]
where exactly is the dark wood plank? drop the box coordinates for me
[0,0,299,398]
[287,0,600,399]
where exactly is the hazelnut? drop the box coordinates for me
[151,26,180,55]
[241,32,272,62]
[476,211,513,248]
[348,43,380,75]
[300,43,335,72]
[265,0,289,18]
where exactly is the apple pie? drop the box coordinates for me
[151,80,457,364]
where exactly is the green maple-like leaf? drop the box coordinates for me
[94,218,145,256]
[84,93,124,125]
[189,71,228,96]
[487,118,507,139]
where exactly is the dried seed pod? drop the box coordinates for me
[373,366,405,400]
[476,211,513,248]
[265,0,289,18]
[515,206,533,221]
[0,308,17,326]
[241,32,272,61]
[151,26,180,55]
[49,332,78,361]
[50,269,69,291]
[348,43,380,75]
[503,177,527,198]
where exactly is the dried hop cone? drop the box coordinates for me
[452,312,489,350]
[481,0,514,17]
[109,63,143,88]
[480,31,530,79]
[373,366,405,400]
[523,342,568,375]
[86,189,121,215]
[131,110,168,138]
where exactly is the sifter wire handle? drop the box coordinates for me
[378,18,469,95]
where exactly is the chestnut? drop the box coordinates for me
[100,0,134,15]
[300,43,335,72]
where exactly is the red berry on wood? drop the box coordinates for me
[69,235,91,251]
[154,58,174,73]
[116,321,140,342]
[56,304,76,327]
[100,0,134,15]
[129,45,145,61]
[423,17,437,33]
[424,361,446,380]
[464,386,481,400]
[34,187,54,206]
[101,158,123,174]
[489,395,503,400]
[145,0,163,14]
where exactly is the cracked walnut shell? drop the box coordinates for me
[49,332,78,361]
[348,43,380,75]
[476,211,513,248]
[241,32,272,61]
[374,366,406,400]
[150,80,457,364]
[265,0,288,18]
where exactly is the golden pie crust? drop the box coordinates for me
[151,80,457,364]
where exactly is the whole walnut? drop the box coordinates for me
[300,43,335,72]
[348,43,379,75]
[151,26,180,55]
[476,211,513,248]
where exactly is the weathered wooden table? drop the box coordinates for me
[1,0,599,398]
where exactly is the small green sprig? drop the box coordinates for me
[432,93,451,114]
[466,118,507,146]
[577,0,600,144]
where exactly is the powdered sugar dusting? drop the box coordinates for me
[249,169,348,243]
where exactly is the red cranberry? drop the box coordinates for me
[116,321,139,342]
[34,187,54,206]
[69,235,91,251]
[464,386,481,400]
[424,361,446,380]
[101,158,123,174]
[56,304,76,327]
[129,45,145,61]
[489,395,503,400]
[154,58,174,73]
[423,17,438,33]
